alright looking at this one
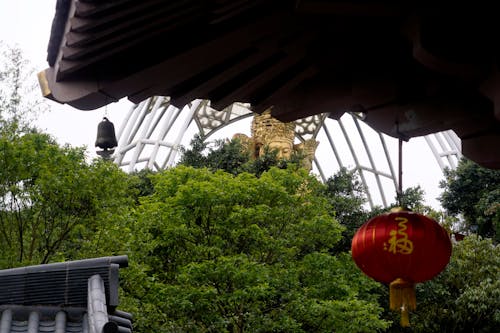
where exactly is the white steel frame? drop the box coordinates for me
[113,97,462,209]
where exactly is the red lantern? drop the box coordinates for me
[351,208,452,327]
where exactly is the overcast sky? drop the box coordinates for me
[0,0,132,150]
[0,0,451,208]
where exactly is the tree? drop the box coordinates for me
[439,158,500,242]
[0,131,133,267]
[121,166,389,332]
[0,42,47,134]
[0,43,135,267]
[321,168,370,252]
[178,134,212,169]
[178,134,305,177]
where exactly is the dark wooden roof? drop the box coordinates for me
[39,0,500,168]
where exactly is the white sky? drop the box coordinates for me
[0,0,450,209]
[0,0,131,151]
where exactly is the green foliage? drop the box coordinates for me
[178,134,211,169]
[321,168,369,252]
[0,131,133,267]
[0,43,47,134]
[241,145,284,177]
[291,252,388,333]
[411,235,500,332]
[128,168,156,200]
[397,186,426,212]
[123,166,389,332]
[439,158,500,242]
[0,43,135,267]
[178,134,252,175]
[179,134,306,177]
[206,138,252,175]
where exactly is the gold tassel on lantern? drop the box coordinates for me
[390,278,416,327]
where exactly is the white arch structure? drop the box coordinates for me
[113,96,462,208]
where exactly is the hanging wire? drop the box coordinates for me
[398,137,403,206]
[396,121,404,207]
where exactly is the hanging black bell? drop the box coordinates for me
[95,117,118,150]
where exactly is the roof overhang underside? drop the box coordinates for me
[39,0,500,168]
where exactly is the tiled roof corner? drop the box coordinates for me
[0,256,132,333]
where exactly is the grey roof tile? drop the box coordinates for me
[0,257,132,333]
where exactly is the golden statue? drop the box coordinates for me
[294,138,319,171]
[233,109,319,171]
